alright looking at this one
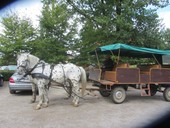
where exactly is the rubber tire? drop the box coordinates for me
[145,85,157,96]
[124,85,128,91]
[0,79,3,86]
[10,90,16,94]
[111,86,126,104]
[99,89,110,97]
[163,87,170,102]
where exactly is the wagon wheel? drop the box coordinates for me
[63,79,73,98]
[99,89,111,97]
[99,85,110,97]
[145,84,157,96]
[111,86,126,104]
[123,84,128,91]
[163,87,170,102]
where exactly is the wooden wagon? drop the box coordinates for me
[88,43,170,103]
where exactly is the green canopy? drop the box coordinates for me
[96,43,170,58]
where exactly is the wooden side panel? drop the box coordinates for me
[151,68,170,83]
[89,69,101,81]
[116,68,140,83]
[104,71,116,82]
[140,74,150,83]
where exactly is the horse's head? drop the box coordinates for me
[16,53,40,75]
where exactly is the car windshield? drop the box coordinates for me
[8,65,17,70]
[0,65,17,70]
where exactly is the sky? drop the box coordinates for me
[0,0,43,28]
[0,0,170,29]
[157,5,170,29]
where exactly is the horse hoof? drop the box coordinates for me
[72,103,79,107]
[30,100,35,104]
[35,105,41,110]
[73,104,79,107]
[42,104,48,108]
[64,97,70,100]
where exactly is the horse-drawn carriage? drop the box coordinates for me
[16,43,170,109]
[88,43,170,104]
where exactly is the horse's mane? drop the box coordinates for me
[29,54,40,68]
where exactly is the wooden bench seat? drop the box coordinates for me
[113,63,129,71]
[140,71,150,74]
[103,71,116,82]
[138,64,161,74]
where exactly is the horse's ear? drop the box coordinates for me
[26,54,29,59]
[28,54,40,68]
[17,53,21,59]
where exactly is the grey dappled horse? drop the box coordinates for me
[16,53,87,110]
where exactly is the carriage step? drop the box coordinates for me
[140,84,151,96]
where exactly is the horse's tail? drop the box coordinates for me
[79,67,87,96]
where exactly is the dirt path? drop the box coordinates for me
[0,82,170,128]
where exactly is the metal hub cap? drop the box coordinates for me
[168,91,170,97]
[115,91,123,99]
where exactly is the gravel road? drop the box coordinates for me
[0,82,170,128]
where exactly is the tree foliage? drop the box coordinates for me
[67,0,169,65]
[0,0,169,66]
[161,28,170,49]
[0,13,36,65]
[37,0,77,63]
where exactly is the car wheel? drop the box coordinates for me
[9,90,16,94]
[0,79,3,86]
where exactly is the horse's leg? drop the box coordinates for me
[71,80,80,107]
[35,80,45,110]
[64,80,72,99]
[42,85,49,108]
[30,83,37,103]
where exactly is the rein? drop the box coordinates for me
[47,64,55,89]
[23,60,41,77]
[20,60,85,100]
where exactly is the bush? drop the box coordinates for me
[0,70,15,81]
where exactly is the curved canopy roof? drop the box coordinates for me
[96,43,170,58]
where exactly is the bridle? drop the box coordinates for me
[17,59,40,77]
[17,57,85,99]
[17,59,30,73]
